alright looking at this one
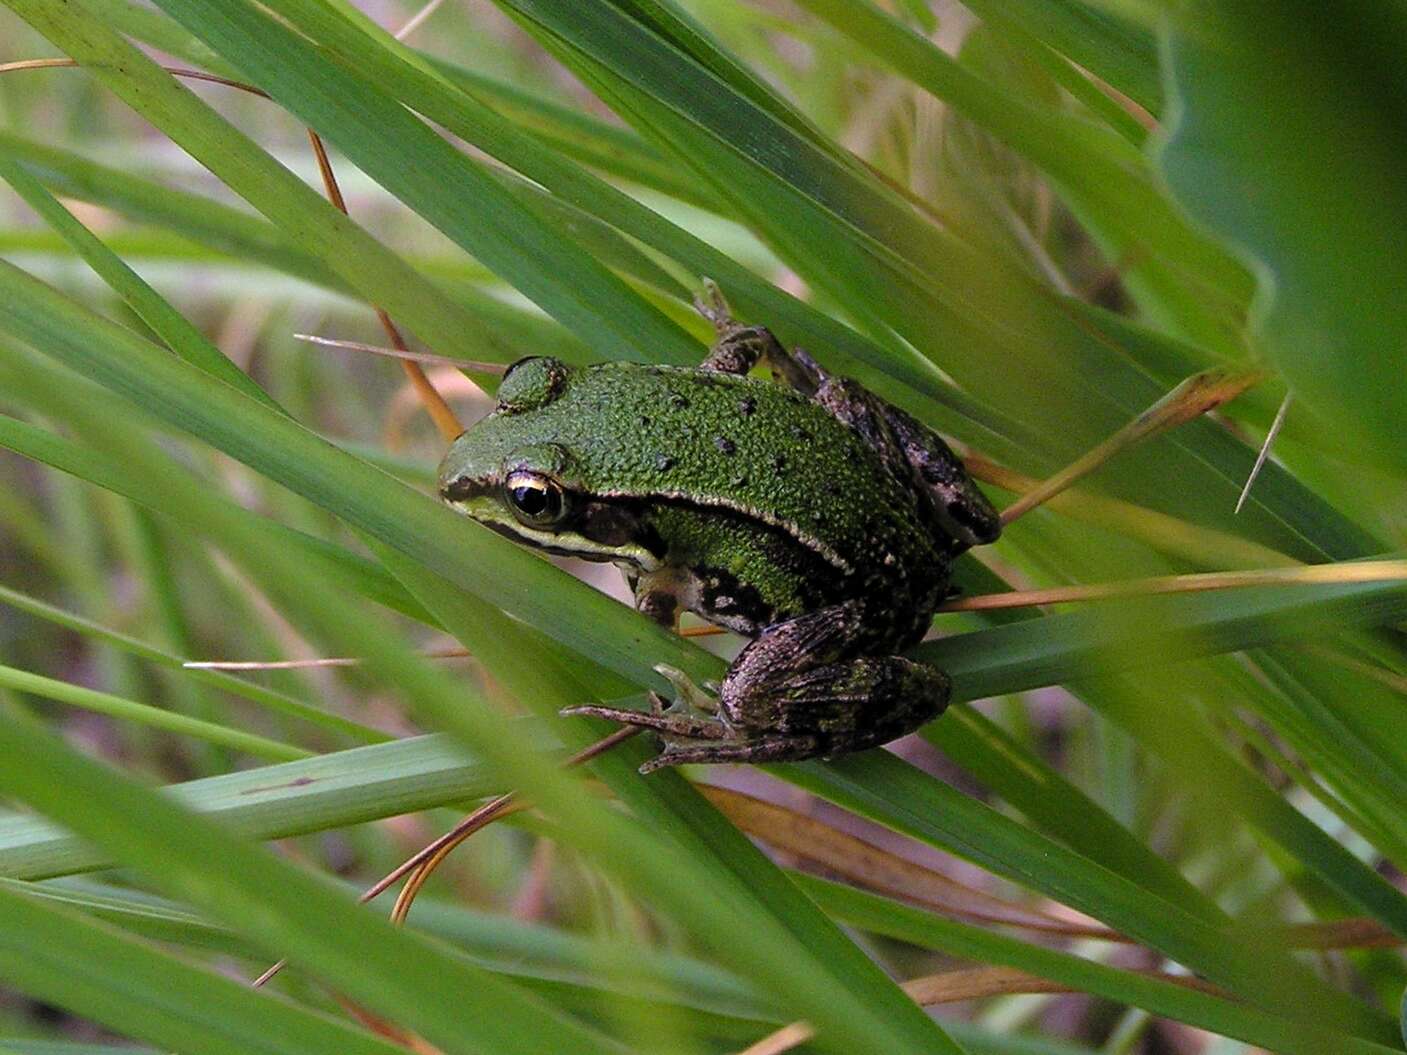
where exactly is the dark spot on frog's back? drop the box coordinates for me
[738,396,757,416]
[655,453,675,472]
[714,436,736,455]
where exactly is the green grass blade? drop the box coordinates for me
[0,409,435,627]
[5,0,526,365]
[1155,8,1407,473]
[803,876,1404,1055]
[0,132,340,287]
[0,731,516,879]
[788,0,1247,345]
[0,712,632,1055]
[142,0,702,365]
[957,0,1162,111]
[923,577,1407,703]
[783,750,1395,1040]
[924,707,1215,914]
[0,581,385,744]
[0,663,304,761]
[0,150,278,409]
[0,880,410,1055]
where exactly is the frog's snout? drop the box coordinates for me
[437,433,476,502]
[438,470,475,503]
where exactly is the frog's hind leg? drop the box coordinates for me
[724,646,951,756]
[884,402,1001,548]
[718,603,952,754]
[693,281,819,393]
[813,376,1000,550]
[762,655,951,754]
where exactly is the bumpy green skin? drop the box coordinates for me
[438,308,999,771]
[442,362,948,633]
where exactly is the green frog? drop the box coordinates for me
[437,286,1000,772]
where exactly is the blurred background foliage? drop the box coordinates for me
[0,1,1404,1053]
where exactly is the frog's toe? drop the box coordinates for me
[562,702,725,741]
[559,703,634,723]
[652,664,720,715]
[637,750,682,775]
[693,278,731,327]
[639,735,734,774]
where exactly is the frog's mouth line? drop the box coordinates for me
[476,515,663,572]
[442,484,666,572]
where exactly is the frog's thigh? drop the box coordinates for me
[718,604,862,711]
[722,616,951,750]
[789,656,951,752]
[857,393,1001,548]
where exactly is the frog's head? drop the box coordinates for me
[438,357,663,569]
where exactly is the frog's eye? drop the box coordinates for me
[505,471,567,528]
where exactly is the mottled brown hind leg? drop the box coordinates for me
[882,403,1001,547]
[632,653,949,772]
[723,652,951,753]
[811,375,999,550]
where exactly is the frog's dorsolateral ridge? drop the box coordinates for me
[438,287,1000,772]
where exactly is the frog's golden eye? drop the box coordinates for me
[505,471,567,528]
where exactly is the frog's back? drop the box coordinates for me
[561,364,942,586]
